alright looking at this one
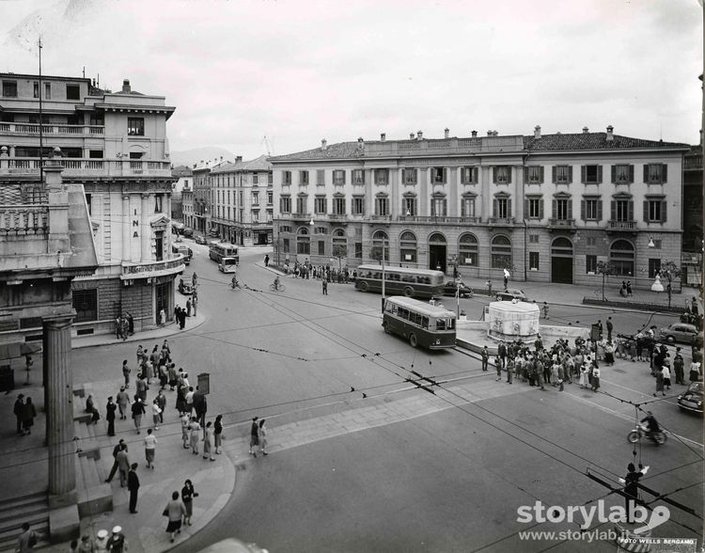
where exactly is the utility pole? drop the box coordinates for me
[38,37,44,185]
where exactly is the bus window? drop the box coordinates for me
[436,319,446,330]
[398,308,409,320]
[421,316,429,329]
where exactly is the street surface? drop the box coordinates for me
[71,242,703,553]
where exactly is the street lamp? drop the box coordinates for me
[648,236,656,248]
[651,274,664,292]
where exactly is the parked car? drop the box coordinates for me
[178,280,194,295]
[195,235,207,245]
[677,381,703,414]
[657,322,699,345]
[495,288,528,302]
[172,244,192,265]
[442,280,474,298]
[182,227,194,238]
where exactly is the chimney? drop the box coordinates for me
[122,79,131,93]
[534,125,541,139]
[380,132,386,142]
[606,125,614,141]
[417,130,423,140]
[487,130,493,136]
[321,139,327,150]
[409,132,415,140]
[444,128,450,139]
[582,126,589,134]
[236,156,242,162]
[220,156,223,161]
[471,130,477,138]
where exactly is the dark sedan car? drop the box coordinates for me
[442,281,473,298]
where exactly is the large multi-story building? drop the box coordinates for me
[210,154,273,245]
[170,164,192,224]
[0,73,182,335]
[270,126,689,289]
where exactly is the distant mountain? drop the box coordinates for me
[170,147,235,168]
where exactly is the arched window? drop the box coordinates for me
[610,239,634,276]
[491,235,512,269]
[400,231,417,263]
[297,226,310,254]
[551,236,573,255]
[332,228,347,258]
[428,232,446,245]
[371,230,389,262]
[458,233,479,266]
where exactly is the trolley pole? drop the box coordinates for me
[381,242,386,312]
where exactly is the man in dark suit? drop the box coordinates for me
[105,439,126,483]
[127,463,140,513]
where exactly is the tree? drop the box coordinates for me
[596,261,615,302]
[332,244,347,271]
[658,260,682,308]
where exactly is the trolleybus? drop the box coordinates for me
[355,265,444,298]
[209,242,239,265]
[382,296,456,349]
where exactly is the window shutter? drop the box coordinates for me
[628,165,634,184]
[610,201,616,221]
[492,167,497,184]
[539,199,544,219]
[643,165,649,183]
[472,167,478,184]
[567,201,573,219]
[597,200,603,221]
[597,165,603,183]
[568,166,573,183]
[443,168,447,183]
[493,199,498,217]
[610,165,616,184]
[539,166,544,183]
[581,200,586,221]
[523,167,529,183]
[507,198,512,217]
[507,168,512,184]
[524,198,529,218]
[661,164,667,184]
[643,201,649,222]
[627,201,634,221]
[661,200,667,222]
[552,199,557,219]
[581,166,586,184]
[552,166,557,184]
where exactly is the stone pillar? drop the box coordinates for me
[140,193,152,262]
[122,195,130,261]
[44,314,77,504]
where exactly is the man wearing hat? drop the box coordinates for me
[107,526,127,553]
[95,529,109,550]
[13,394,24,435]
[127,463,140,513]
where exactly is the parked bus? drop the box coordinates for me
[382,296,456,349]
[209,242,239,264]
[355,265,445,298]
[218,257,238,273]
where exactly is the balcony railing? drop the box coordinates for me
[607,220,637,231]
[0,157,172,177]
[548,218,576,229]
[488,217,516,226]
[397,215,480,224]
[0,123,104,136]
[121,255,185,280]
[0,205,49,233]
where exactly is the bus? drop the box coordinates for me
[382,296,456,349]
[209,243,239,264]
[355,265,445,298]
[218,257,238,273]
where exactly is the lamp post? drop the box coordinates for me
[381,239,387,311]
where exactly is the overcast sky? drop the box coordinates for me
[0,0,702,159]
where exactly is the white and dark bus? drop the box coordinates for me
[355,265,445,299]
[382,296,456,349]
[209,243,239,265]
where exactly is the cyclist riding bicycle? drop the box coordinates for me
[231,274,240,289]
[273,276,280,291]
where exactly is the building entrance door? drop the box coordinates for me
[551,237,574,284]
[428,233,447,273]
[155,282,170,324]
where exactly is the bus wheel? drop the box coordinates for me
[409,333,418,348]
[403,286,414,297]
[359,281,369,292]
[382,321,389,334]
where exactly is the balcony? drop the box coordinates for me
[0,123,104,136]
[291,212,312,221]
[368,215,392,223]
[607,220,637,233]
[487,217,516,227]
[120,255,185,281]
[0,158,172,178]
[548,218,577,232]
[0,205,49,234]
[396,215,480,224]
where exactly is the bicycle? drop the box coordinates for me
[230,280,242,290]
[269,282,286,292]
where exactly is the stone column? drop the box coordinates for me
[44,314,77,505]
[122,195,130,261]
[140,193,152,262]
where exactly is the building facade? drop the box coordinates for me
[0,73,182,336]
[170,165,192,224]
[270,127,688,290]
[682,143,703,286]
[182,183,194,230]
[210,154,273,246]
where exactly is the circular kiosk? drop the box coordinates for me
[487,300,540,343]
